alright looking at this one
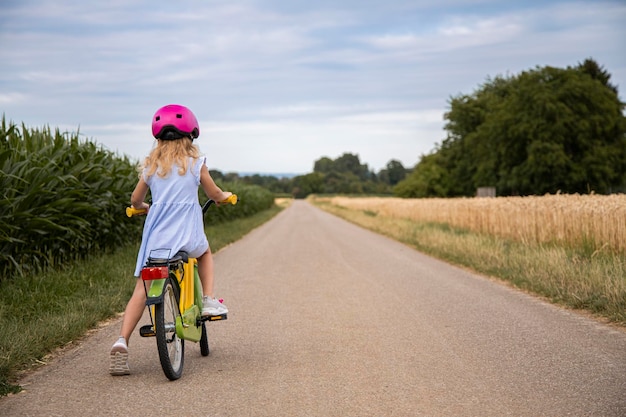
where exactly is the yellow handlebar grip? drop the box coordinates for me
[126,207,147,217]
[222,194,238,205]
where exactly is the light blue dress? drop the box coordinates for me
[134,157,209,277]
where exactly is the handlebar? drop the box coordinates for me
[125,206,148,217]
[201,194,238,213]
[126,194,238,217]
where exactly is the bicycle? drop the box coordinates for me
[125,194,237,380]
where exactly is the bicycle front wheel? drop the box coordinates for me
[155,279,184,380]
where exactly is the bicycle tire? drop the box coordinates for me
[155,279,185,380]
[200,322,210,357]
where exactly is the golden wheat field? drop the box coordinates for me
[325,194,626,253]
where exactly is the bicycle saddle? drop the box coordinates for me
[147,250,189,265]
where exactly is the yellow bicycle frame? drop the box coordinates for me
[174,258,203,342]
[178,258,197,312]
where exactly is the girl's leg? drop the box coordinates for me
[197,248,215,298]
[198,248,228,315]
[119,278,147,343]
[111,278,145,375]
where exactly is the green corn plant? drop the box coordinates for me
[0,117,142,280]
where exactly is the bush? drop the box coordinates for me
[202,182,275,225]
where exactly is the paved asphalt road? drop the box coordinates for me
[3,200,626,416]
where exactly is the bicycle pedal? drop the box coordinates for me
[202,313,227,322]
[139,325,156,337]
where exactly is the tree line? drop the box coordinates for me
[211,154,408,199]
[214,58,625,198]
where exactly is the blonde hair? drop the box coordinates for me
[140,138,201,179]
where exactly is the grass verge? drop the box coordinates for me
[311,197,626,326]
[0,203,285,397]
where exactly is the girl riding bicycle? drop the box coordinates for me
[110,104,231,376]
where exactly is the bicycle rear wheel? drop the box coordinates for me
[155,279,184,380]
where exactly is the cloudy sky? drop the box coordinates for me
[1,0,624,174]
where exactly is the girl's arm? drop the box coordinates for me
[200,164,232,203]
[131,177,150,210]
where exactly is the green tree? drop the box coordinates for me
[379,159,407,185]
[307,153,380,196]
[313,157,334,174]
[333,153,370,180]
[579,57,618,95]
[291,172,324,198]
[400,59,626,197]
[394,153,449,197]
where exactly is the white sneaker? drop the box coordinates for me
[202,296,228,316]
[109,337,130,376]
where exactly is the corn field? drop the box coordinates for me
[326,194,626,253]
[0,118,142,279]
[0,117,276,280]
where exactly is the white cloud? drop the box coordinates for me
[365,34,421,49]
[0,93,28,105]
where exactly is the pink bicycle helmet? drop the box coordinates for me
[151,104,200,140]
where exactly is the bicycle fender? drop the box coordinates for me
[145,279,166,305]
